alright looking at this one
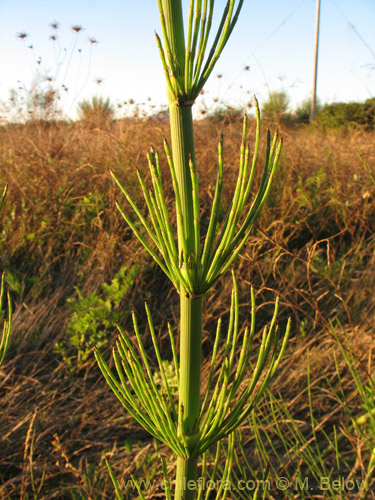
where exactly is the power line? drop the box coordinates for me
[224,0,309,97]
[330,0,375,60]
[219,0,375,107]
[311,0,321,118]
[252,0,309,54]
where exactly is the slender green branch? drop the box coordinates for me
[154,32,175,98]
[189,154,201,263]
[0,187,12,368]
[0,278,12,367]
[201,134,224,268]
[105,458,124,500]
[0,184,8,212]
[192,0,214,88]
[145,303,178,419]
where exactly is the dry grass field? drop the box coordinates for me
[1,112,375,498]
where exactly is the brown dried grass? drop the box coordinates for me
[1,115,375,497]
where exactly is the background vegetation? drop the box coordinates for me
[1,98,375,497]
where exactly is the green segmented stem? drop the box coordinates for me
[168,104,196,260]
[96,2,291,499]
[179,293,203,437]
[160,4,204,499]
[157,0,186,98]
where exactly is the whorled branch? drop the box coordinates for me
[112,98,282,297]
[95,274,290,460]
[156,0,245,104]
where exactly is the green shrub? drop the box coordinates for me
[262,90,291,124]
[54,264,138,371]
[316,98,375,130]
[77,96,115,126]
[207,103,244,124]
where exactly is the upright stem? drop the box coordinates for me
[176,293,202,500]
[170,87,202,500]
[160,1,203,497]
[159,0,185,92]
[160,0,196,259]
[179,294,202,437]
[169,104,196,258]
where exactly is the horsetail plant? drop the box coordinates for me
[0,185,12,367]
[95,1,290,498]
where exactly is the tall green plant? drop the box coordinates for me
[0,186,12,366]
[95,2,290,498]
[77,96,115,125]
[262,90,290,124]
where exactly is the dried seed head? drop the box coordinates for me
[16,32,29,40]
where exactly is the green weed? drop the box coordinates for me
[54,264,138,371]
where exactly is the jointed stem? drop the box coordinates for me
[175,455,199,500]
[168,104,196,260]
[98,2,289,499]
[160,3,204,496]
[179,293,203,439]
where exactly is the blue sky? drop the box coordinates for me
[1,0,375,118]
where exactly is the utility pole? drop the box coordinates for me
[311,0,321,119]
